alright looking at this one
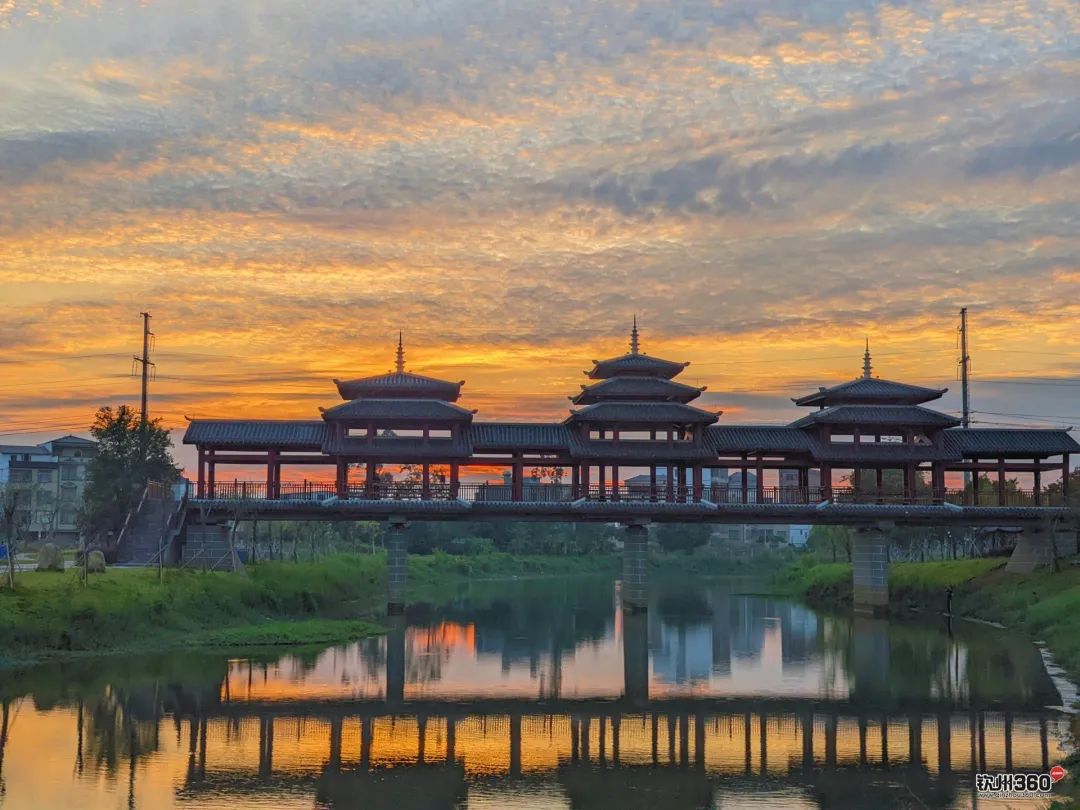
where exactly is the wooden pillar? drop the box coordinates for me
[207,454,216,499]
[798,467,809,503]
[570,464,579,499]
[1063,454,1071,502]
[366,461,377,498]
[755,456,765,503]
[997,457,1006,506]
[903,464,914,503]
[450,462,460,498]
[581,464,591,497]
[266,450,278,499]
[741,454,749,504]
[820,464,831,502]
[1033,464,1042,506]
[666,466,675,502]
[336,458,348,499]
[197,447,206,497]
[421,463,431,500]
[875,467,884,503]
[649,466,657,502]
[512,453,524,501]
[599,464,607,500]
[612,463,620,501]
[692,465,703,502]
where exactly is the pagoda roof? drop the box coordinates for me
[321,398,474,423]
[183,419,328,449]
[789,404,960,429]
[334,371,463,402]
[468,423,571,451]
[572,376,704,405]
[588,352,689,380]
[795,376,947,407]
[943,428,1080,458]
[704,426,815,455]
[566,401,719,425]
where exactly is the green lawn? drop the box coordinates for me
[0,550,620,663]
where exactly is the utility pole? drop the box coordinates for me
[958,308,972,497]
[132,312,155,465]
[958,307,971,429]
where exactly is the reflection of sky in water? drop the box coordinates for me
[225,592,845,703]
[0,579,1072,810]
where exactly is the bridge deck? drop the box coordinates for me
[187,495,1067,525]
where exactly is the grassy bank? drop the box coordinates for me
[777,555,1080,682]
[0,551,617,664]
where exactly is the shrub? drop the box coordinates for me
[36,543,64,572]
[87,550,106,573]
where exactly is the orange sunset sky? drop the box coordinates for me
[1,0,1079,477]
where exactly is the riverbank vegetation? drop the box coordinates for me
[0,550,625,664]
[778,555,1080,682]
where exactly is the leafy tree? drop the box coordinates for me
[1043,468,1079,510]
[808,525,854,562]
[653,523,712,554]
[79,405,181,546]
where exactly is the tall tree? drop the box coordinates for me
[79,405,181,546]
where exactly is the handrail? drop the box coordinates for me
[184,480,1060,508]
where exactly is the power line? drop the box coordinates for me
[973,409,1080,422]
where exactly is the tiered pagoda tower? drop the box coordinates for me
[789,343,959,499]
[565,319,719,500]
[323,334,473,498]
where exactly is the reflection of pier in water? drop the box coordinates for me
[159,613,1068,808]
[174,705,1061,808]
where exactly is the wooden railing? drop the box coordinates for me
[186,480,1057,507]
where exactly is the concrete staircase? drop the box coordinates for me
[115,485,186,565]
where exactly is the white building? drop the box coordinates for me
[0,435,98,542]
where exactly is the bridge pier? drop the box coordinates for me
[621,521,649,612]
[1006,526,1078,573]
[387,518,408,613]
[622,609,649,707]
[853,527,889,615]
[386,614,406,706]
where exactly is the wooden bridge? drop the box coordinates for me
[169,330,1078,613]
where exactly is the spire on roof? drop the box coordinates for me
[862,338,872,379]
[630,315,640,355]
[395,332,405,374]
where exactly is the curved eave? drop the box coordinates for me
[587,353,690,380]
[333,373,463,402]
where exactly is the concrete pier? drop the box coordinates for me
[853,528,889,614]
[622,521,649,611]
[387,518,408,613]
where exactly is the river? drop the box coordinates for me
[0,575,1072,809]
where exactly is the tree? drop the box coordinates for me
[808,525,854,562]
[79,405,181,548]
[654,523,711,554]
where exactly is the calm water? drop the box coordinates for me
[0,576,1072,809]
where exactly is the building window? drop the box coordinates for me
[59,507,77,527]
[60,487,77,503]
[36,490,55,508]
[37,469,53,484]
[61,464,78,482]
[10,469,31,484]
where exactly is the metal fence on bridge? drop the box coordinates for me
[186,480,1056,507]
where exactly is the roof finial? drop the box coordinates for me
[630,314,640,354]
[862,337,872,379]
[395,331,405,374]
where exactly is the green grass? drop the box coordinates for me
[193,618,384,648]
[777,555,1080,682]
[0,550,622,663]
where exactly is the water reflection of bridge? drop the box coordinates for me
[173,704,1060,809]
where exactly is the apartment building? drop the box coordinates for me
[0,435,98,542]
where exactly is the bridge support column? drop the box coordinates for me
[1006,525,1078,573]
[622,609,649,708]
[387,518,408,613]
[386,614,406,706]
[622,522,649,611]
[853,527,889,615]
